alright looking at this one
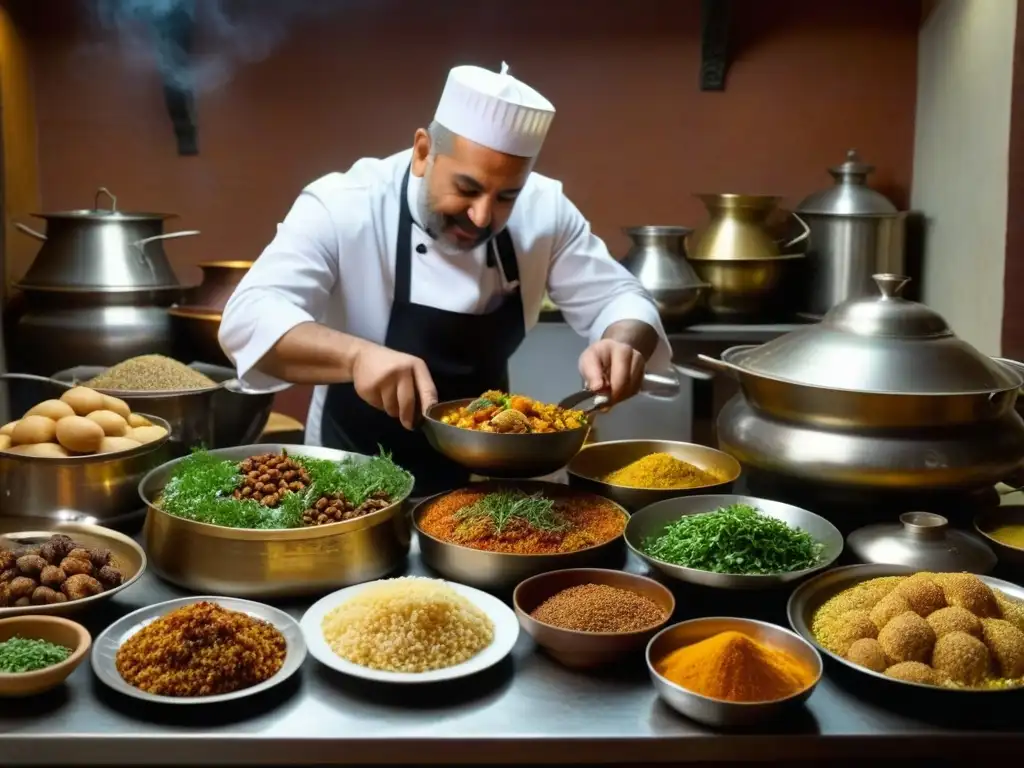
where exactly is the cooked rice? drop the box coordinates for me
[322,577,494,673]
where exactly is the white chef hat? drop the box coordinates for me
[433,62,555,158]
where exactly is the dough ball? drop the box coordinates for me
[86,410,128,437]
[7,442,70,458]
[24,399,75,421]
[98,436,142,454]
[11,415,57,446]
[100,395,131,420]
[55,415,105,453]
[59,386,106,416]
[127,413,152,428]
[128,425,167,444]
[0,421,17,436]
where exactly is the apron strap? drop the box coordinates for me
[393,165,414,305]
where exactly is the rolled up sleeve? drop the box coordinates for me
[218,187,340,389]
[545,190,672,372]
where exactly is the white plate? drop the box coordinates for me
[91,596,306,704]
[301,579,519,684]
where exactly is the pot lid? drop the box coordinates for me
[31,186,176,222]
[726,274,1023,394]
[847,512,997,574]
[796,149,900,216]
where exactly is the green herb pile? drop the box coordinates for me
[455,490,568,535]
[0,636,72,673]
[642,504,824,575]
[158,449,413,530]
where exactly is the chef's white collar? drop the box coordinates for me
[407,169,426,231]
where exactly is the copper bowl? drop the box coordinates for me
[513,568,675,669]
[0,615,91,697]
[186,260,253,311]
[167,306,229,367]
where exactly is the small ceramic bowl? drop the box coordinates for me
[513,568,675,669]
[646,617,822,728]
[0,615,91,697]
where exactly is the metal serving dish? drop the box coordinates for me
[422,399,590,478]
[412,480,628,592]
[647,617,822,727]
[139,444,414,598]
[513,568,675,669]
[625,494,843,590]
[0,414,172,524]
[566,439,741,512]
[51,363,283,453]
[975,506,1024,573]
[787,563,1024,693]
[0,523,146,617]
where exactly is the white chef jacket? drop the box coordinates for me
[219,148,671,444]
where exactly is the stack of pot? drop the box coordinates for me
[619,226,708,322]
[700,274,1024,495]
[4,188,200,374]
[168,260,254,367]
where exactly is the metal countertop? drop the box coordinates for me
[1,539,1021,766]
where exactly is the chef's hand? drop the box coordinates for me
[351,342,438,430]
[578,339,645,406]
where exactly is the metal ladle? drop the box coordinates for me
[556,364,707,414]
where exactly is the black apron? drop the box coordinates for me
[320,165,526,496]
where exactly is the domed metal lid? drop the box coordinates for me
[796,149,900,216]
[847,512,997,574]
[726,274,1023,395]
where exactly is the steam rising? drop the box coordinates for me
[93,0,335,93]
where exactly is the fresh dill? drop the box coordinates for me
[455,490,568,535]
[157,448,412,530]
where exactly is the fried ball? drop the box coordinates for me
[8,576,36,600]
[932,631,990,685]
[0,550,15,571]
[0,568,17,584]
[88,548,111,568]
[927,606,983,639]
[39,565,66,589]
[831,609,879,654]
[894,574,946,617]
[933,572,1000,619]
[96,565,123,589]
[60,557,93,577]
[846,638,888,673]
[65,547,91,562]
[15,554,46,577]
[61,573,102,601]
[885,661,942,686]
[30,585,64,605]
[878,611,936,664]
[981,618,1024,679]
[869,591,912,631]
[39,535,74,564]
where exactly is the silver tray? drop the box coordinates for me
[91,595,306,704]
[787,563,1024,693]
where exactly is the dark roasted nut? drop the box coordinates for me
[13,546,40,559]
[96,565,123,589]
[0,568,17,584]
[9,576,37,599]
[38,540,63,564]
[31,585,63,605]
[16,554,48,577]
[87,548,111,568]
[0,550,16,571]
[60,557,94,577]
[40,565,66,589]
[62,573,102,601]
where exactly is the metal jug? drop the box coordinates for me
[688,194,809,261]
[620,226,708,317]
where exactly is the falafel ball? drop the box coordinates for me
[831,609,879,654]
[878,611,936,664]
[931,631,991,685]
[927,606,983,639]
[885,661,942,686]
[981,618,1024,679]
[846,638,888,673]
[894,574,946,617]
[933,572,1000,618]
[869,591,912,631]
[0,549,15,571]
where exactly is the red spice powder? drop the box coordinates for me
[417,488,626,554]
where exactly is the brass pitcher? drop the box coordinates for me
[688,194,809,261]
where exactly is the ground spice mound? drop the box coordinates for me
[530,583,667,633]
[115,601,286,697]
[601,452,721,489]
[417,488,626,555]
[87,355,217,391]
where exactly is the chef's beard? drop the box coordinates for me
[417,165,495,254]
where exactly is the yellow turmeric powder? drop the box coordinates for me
[601,452,721,489]
[655,630,813,702]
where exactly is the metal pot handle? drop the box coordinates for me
[695,353,745,379]
[14,223,47,241]
[133,230,202,253]
[95,187,117,211]
[778,212,811,251]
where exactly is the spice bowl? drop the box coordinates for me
[974,505,1024,573]
[646,617,822,728]
[0,615,91,697]
[566,439,741,512]
[513,568,675,669]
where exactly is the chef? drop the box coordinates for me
[219,62,671,494]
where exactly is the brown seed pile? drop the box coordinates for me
[86,355,217,391]
[0,534,123,607]
[811,572,1024,689]
[301,491,391,526]
[235,453,310,507]
[530,583,667,633]
[116,601,286,697]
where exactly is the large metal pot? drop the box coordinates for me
[620,227,707,317]
[796,150,907,318]
[14,187,199,290]
[702,274,1024,491]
